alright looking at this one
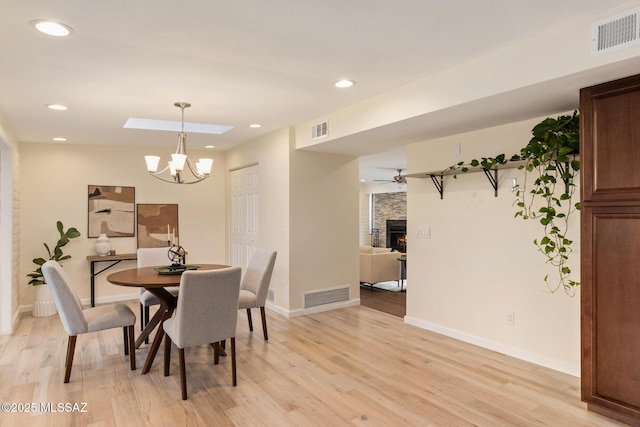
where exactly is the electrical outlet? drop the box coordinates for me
[505,311,515,326]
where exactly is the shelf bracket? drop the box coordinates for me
[430,174,444,199]
[482,168,499,197]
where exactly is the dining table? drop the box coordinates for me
[106,263,229,374]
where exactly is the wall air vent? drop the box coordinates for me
[304,286,349,308]
[311,120,329,140]
[267,289,275,302]
[592,8,640,56]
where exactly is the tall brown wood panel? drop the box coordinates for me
[581,73,640,426]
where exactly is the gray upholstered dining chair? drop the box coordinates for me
[137,247,178,340]
[163,267,241,400]
[238,249,277,341]
[41,260,136,383]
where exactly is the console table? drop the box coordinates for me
[86,253,137,307]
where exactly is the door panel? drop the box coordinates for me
[230,165,259,270]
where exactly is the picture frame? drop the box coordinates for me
[137,203,179,248]
[87,185,135,238]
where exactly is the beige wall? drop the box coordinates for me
[0,118,20,334]
[289,149,360,313]
[227,127,360,315]
[406,114,581,375]
[19,143,227,308]
[226,128,291,311]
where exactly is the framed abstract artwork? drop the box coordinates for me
[137,203,179,248]
[87,185,135,238]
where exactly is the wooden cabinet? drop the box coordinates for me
[581,74,640,426]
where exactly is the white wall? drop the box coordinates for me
[406,114,581,376]
[19,143,227,308]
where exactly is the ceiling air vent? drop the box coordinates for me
[592,8,640,56]
[311,120,328,140]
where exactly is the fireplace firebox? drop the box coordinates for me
[386,219,406,252]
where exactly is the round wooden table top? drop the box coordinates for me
[106,264,230,288]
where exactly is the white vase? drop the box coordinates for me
[33,284,57,317]
[95,233,111,256]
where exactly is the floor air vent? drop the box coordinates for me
[592,8,640,55]
[304,286,350,308]
[311,120,328,140]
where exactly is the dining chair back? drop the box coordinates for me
[163,266,241,399]
[42,260,136,383]
[238,249,277,340]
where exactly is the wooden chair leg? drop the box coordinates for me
[64,335,77,383]
[260,306,268,341]
[246,308,253,331]
[179,348,187,400]
[139,303,144,333]
[231,337,237,387]
[213,342,220,365]
[144,306,150,344]
[164,335,171,376]
[128,325,136,370]
[123,327,129,355]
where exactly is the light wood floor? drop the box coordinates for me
[0,301,625,427]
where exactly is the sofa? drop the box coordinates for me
[359,245,401,287]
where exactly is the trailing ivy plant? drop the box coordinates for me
[445,110,580,295]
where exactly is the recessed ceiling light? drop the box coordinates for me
[52,137,67,142]
[205,145,215,149]
[335,79,355,88]
[30,19,73,37]
[46,104,68,111]
[249,123,262,128]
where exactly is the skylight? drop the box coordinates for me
[124,118,233,135]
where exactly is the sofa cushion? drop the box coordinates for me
[373,247,391,253]
[360,245,374,254]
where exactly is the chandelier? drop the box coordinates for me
[144,102,214,184]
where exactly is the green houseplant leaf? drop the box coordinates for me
[27,221,81,286]
[444,110,580,295]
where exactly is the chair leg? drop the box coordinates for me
[128,325,136,370]
[123,327,129,355]
[231,337,237,387]
[260,306,268,341]
[179,348,187,400]
[246,308,253,331]
[164,335,171,376]
[213,342,220,365]
[144,306,150,344]
[64,335,77,383]
[139,303,144,333]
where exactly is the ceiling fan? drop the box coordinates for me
[375,169,407,185]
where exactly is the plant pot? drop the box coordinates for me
[33,284,57,317]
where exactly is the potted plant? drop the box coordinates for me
[28,221,81,316]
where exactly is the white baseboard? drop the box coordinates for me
[267,298,360,318]
[404,315,580,378]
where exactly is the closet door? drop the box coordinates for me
[581,74,640,426]
[229,164,260,270]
